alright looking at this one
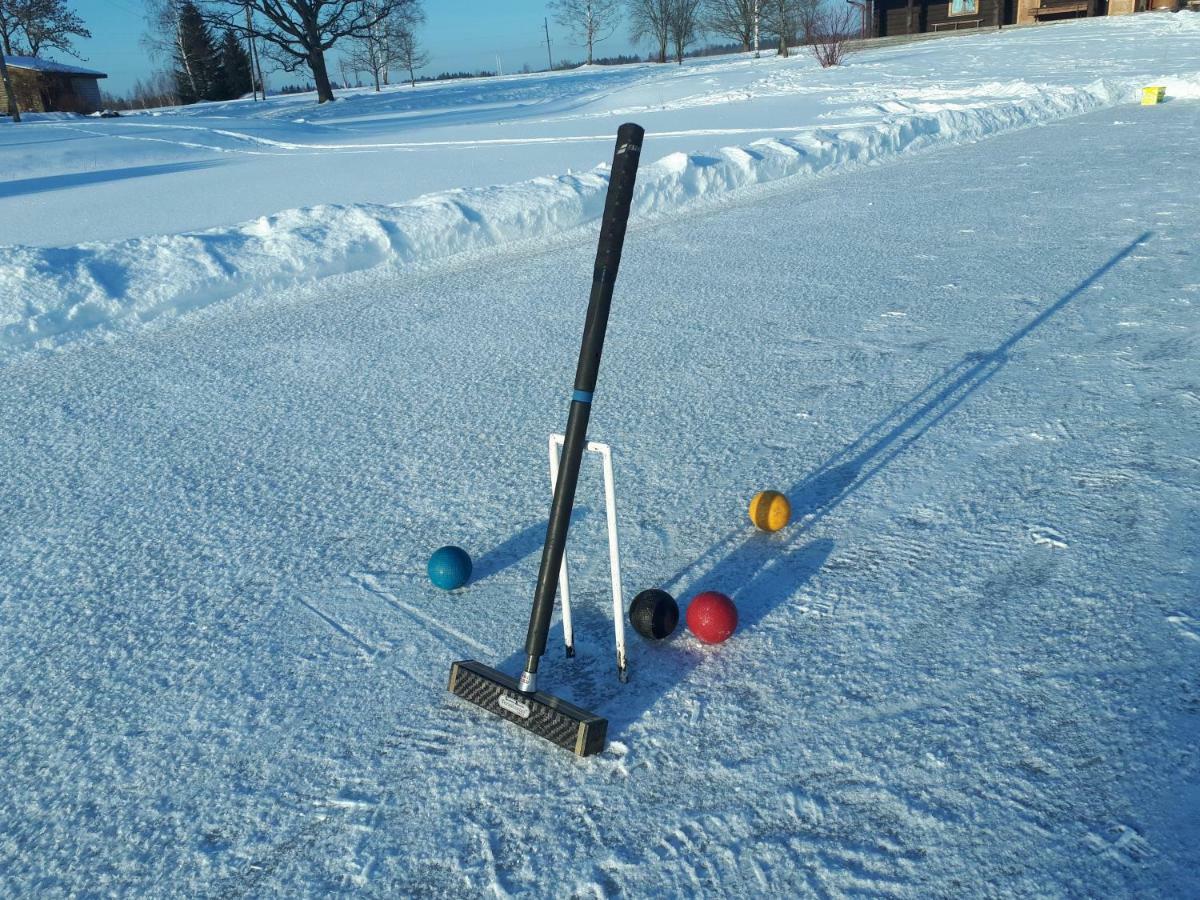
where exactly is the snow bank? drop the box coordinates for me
[1157,74,1200,99]
[1,73,1196,359]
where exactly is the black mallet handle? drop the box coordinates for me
[520,122,645,692]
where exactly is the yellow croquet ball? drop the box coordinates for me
[749,490,791,532]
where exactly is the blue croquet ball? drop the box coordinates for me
[428,545,472,590]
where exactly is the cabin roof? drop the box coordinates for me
[3,55,107,79]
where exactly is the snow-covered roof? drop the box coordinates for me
[3,55,107,78]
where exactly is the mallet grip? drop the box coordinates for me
[521,123,645,689]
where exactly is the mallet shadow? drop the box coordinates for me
[469,508,592,584]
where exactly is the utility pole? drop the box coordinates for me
[542,17,554,71]
[244,3,257,100]
[245,3,265,100]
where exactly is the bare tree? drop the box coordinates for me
[124,70,180,108]
[761,0,793,57]
[796,0,821,42]
[550,0,620,66]
[346,0,423,91]
[809,5,856,67]
[761,0,817,57]
[345,1,391,90]
[0,0,89,120]
[142,0,198,100]
[2,0,89,58]
[702,0,759,53]
[97,70,179,111]
[627,0,670,63]
[5,0,89,56]
[0,2,17,55]
[667,0,702,64]
[394,24,426,86]
[200,0,417,103]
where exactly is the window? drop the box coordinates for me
[949,0,979,14]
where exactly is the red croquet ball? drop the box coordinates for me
[686,591,738,644]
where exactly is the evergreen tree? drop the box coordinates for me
[173,0,219,104]
[217,29,253,99]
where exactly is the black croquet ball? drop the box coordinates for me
[629,589,679,640]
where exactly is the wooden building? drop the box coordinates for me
[868,0,1175,35]
[1015,0,1184,24]
[874,0,1007,35]
[1,56,107,115]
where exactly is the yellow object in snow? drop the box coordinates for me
[749,490,791,532]
[1141,86,1166,106]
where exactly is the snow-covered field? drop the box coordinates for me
[1,13,1198,898]
[2,14,1200,357]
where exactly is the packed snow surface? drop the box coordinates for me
[1,94,1197,898]
[2,14,1200,358]
[1,13,1199,896]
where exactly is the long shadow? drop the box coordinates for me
[0,160,222,200]
[663,230,1153,596]
[468,232,1152,743]
[0,132,88,148]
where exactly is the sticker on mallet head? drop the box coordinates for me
[498,695,532,719]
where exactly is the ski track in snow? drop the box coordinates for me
[53,119,864,153]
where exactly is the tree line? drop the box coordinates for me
[3,0,856,119]
[555,0,859,67]
[151,0,851,110]
[136,0,427,107]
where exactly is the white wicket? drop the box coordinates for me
[548,433,628,683]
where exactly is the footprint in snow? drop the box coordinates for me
[1084,822,1155,866]
[1029,527,1068,549]
[1165,615,1199,643]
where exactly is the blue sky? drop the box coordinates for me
[68,0,644,96]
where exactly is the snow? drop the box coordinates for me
[3,13,1200,361]
[1,15,1193,258]
[1,55,107,77]
[0,14,1198,897]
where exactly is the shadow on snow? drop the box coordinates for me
[467,230,1152,743]
[0,160,222,199]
